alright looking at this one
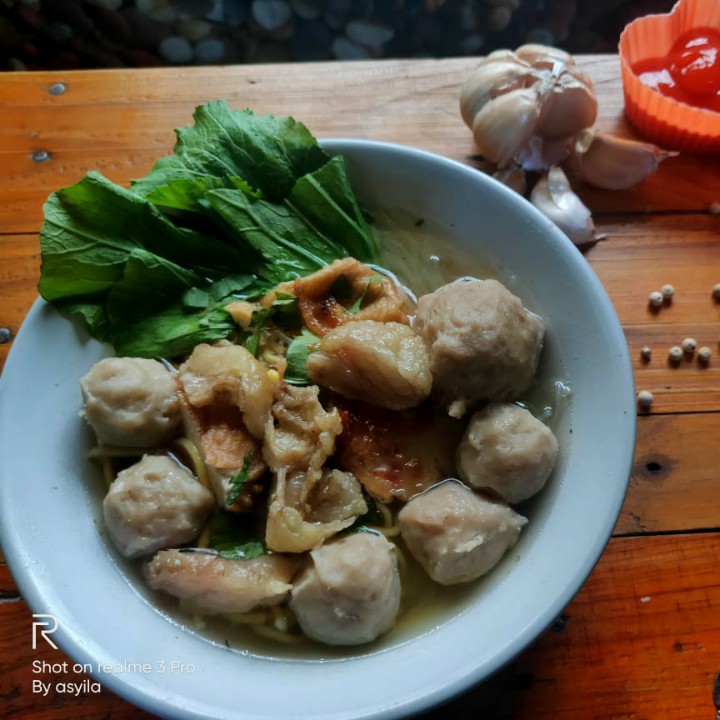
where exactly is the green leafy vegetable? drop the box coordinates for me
[181,274,260,312]
[203,187,349,284]
[347,275,384,314]
[346,497,384,534]
[38,103,380,358]
[284,329,321,386]
[242,292,300,357]
[208,509,266,560]
[130,101,328,202]
[226,450,255,506]
[105,249,240,358]
[289,155,379,262]
[243,307,271,357]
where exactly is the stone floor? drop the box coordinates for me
[1,0,675,71]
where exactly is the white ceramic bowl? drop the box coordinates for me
[0,140,635,719]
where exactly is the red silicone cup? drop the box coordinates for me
[619,0,720,153]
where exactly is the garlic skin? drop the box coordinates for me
[515,43,571,69]
[564,129,677,190]
[530,167,596,246]
[459,59,534,129]
[471,87,544,169]
[459,43,598,169]
[535,75,598,140]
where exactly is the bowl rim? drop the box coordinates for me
[0,138,637,720]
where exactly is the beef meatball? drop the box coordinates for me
[413,279,544,418]
[103,455,214,558]
[81,357,181,447]
[289,532,401,646]
[398,480,527,585]
[457,403,559,504]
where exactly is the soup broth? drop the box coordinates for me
[97,213,570,660]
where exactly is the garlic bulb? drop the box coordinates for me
[530,167,596,246]
[470,87,543,169]
[460,43,598,169]
[564,129,678,190]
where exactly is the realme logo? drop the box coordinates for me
[31,614,59,650]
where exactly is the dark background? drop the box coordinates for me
[0,0,675,71]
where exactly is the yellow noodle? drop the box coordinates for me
[192,612,207,631]
[369,502,401,537]
[271,604,298,633]
[196,523,212,550]
[224,610,273,626]
[392,543,408,579]
[173,437,210,489]
[251,624,304,644]
[260,349,282,365]
[100,456,115,489]
[374,525,401,538]
[377,502,394,527]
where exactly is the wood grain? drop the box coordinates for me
[430,532,720,720]
[0,57,718,235]
[3,533,718,720]
[618,413,720,534]
[1,55,720,720]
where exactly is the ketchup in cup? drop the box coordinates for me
[632,27,720,112]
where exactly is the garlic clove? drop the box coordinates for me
[492,166,527,195]
[515,43,572,70]
[535,78,598,139]
[530,166,596,246]
[564,129,678,190]
[483,48,529,65]
[460,60,537,128]
[516,135,575,171]
[471,87,543,168]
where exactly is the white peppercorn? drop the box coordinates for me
[668,346,683,364]
[637,390,654,409]
[698,346,712,365]
[713,283,720,301]
[648,291,663,308]
[661,284,674,301]
[640,346,652,362]
[681,337,697,354]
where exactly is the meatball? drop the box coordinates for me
[307,320,432,410]
[145,550,299,614]
[103,455,214,558]
[81,357,181,447]
[413,279,544,418]
[457,403,559,504]
[398,480,527,585]
[289,532,401,646]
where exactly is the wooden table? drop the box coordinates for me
[1,56,719,720]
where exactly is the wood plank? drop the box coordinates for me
[589,214,720,327]
[0,58,717,234]
[0,233,40,374]
[2,533,718,719]
[617,413,720,534]
[626,324,720,413]
[0,57,620,110]
[432,532,720,720]
[0,548,18,599]
[3,218,720,414]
